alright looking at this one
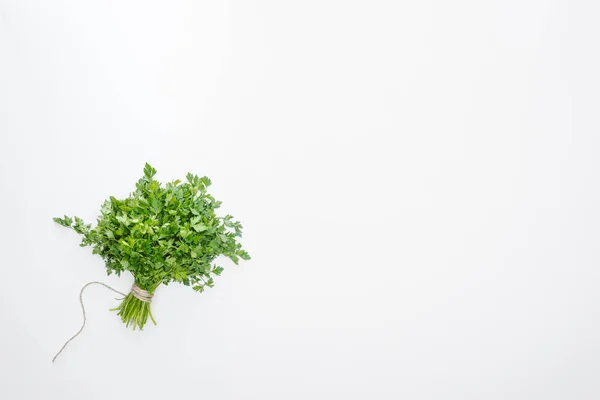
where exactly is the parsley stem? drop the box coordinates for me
[113,292,156,330]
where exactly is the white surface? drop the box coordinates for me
[1,1,599,399]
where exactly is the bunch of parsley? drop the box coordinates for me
[54,163,250,330]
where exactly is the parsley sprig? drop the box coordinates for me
[54,163,250,329]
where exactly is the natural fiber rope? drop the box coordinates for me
[52,281,127,363]
[130,284,153,303]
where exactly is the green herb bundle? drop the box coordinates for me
[54,163,250,330]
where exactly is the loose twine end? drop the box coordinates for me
[52,282,151,363]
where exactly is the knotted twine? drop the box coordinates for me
[52,281,153,362]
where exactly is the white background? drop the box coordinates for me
[1,1,599,399]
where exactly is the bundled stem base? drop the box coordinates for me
[111,292,156,330]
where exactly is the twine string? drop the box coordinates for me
[52,281,152,363]
[130,284,153,303]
